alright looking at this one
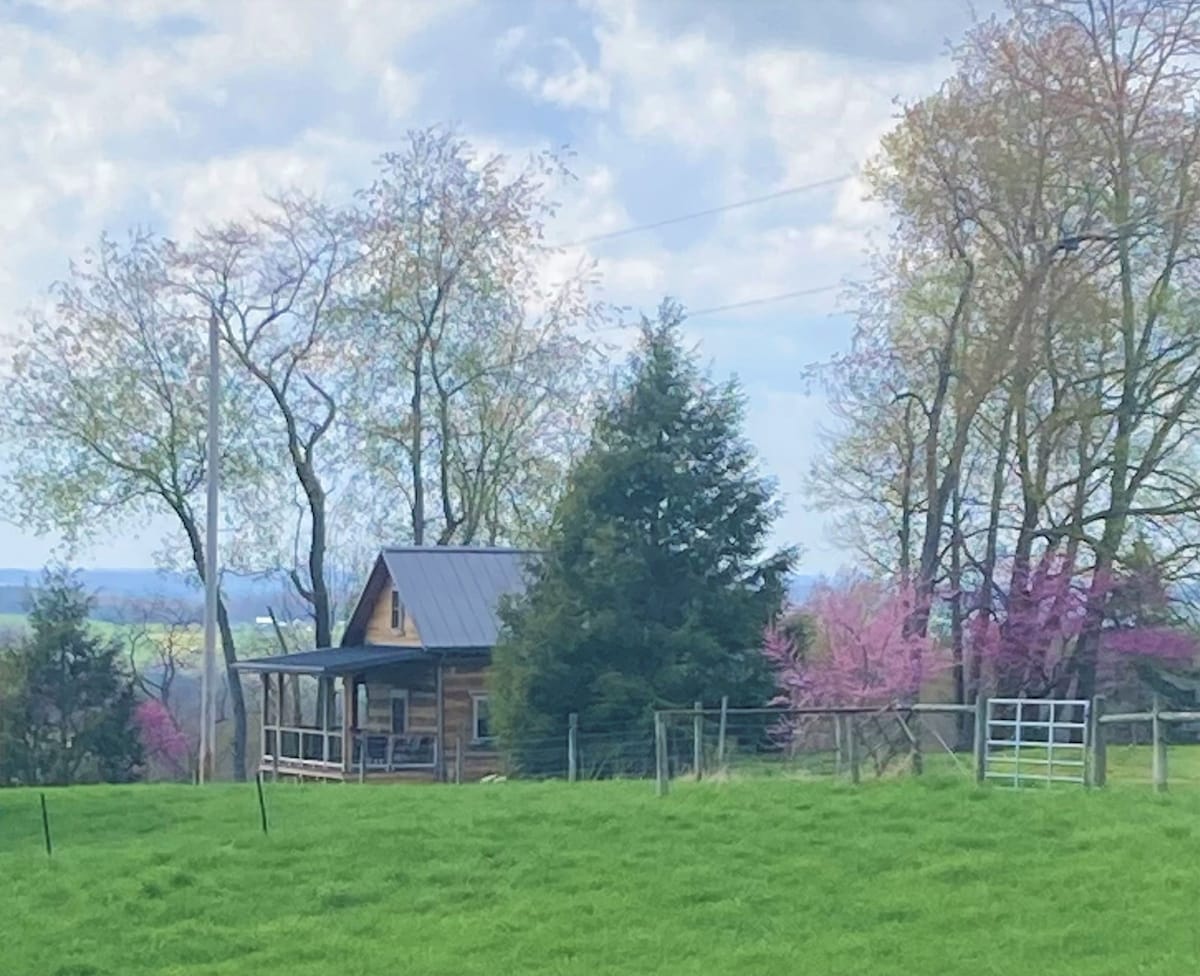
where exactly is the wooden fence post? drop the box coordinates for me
[846,715,860,785]
[693,701,703,781]
[834,713,845,776]
[654,712,668,797]
[1090,695,1107,788]
[909,709,923,776]
[1152,694,1168,793]
[568,713,579,783]
[973,695,988,785]
[716,696,729,772]
[454,734,463,785]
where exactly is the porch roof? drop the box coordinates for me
[232,645,433,676]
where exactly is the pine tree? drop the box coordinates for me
[492,301,795,773]
[1,569,143,785]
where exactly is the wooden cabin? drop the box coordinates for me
[234,546,534,782]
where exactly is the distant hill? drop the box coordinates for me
[787,574,818,605]
[0,568,300,625]
[0,567,823,626]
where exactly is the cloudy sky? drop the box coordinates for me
[0,0,989,573]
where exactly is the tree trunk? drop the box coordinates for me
[305,471,332,648]
[216,597,248,782]
[950,484,968,748]
[176,499,247,781]
[411,342,425,545]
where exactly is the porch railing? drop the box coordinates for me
[262,725,437,772]
[352,732,439,770]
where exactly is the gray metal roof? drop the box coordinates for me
[381,546,536,650]
[233,645,432,675]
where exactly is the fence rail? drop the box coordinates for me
[1089,694,1200,792]
[653,699,991,795]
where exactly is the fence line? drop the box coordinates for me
[653,699,991,795]
[1092,694,1200,792]
[249,694,1200,793]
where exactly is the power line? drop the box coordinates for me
[604,283,844,330]
[556,172,855,249]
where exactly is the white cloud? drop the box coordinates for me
[0,0,967,569]
[506,36,611,112]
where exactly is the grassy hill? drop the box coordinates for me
[2,777,1198,975]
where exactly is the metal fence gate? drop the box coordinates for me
[984,698,1090,786]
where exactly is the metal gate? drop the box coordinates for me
[984,698,1090,786]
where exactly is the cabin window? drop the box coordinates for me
[472,694,492,743]
[390,689,408,734]
[390,590,406,632]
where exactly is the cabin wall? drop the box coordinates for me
[441,657,500,781]
[362,663,438,734]
[364,588,424,647]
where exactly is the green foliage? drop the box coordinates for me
[0,569,143,786]
[3,779,1200,974]
[492,301,795,772]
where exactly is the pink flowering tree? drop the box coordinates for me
[135,699,193,780]
[964,549,1197,699]
[765,577,947,708]
[763,577,950,774]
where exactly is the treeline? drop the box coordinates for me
[809,1,1200,710]
[1,127,610,780]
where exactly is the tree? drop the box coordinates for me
[349,126,606,548]
[0,232,253,779]
[763,577,947,774]
[964,548,1197,699]
[811,0,1200,703]
[492,302,795,773]
[764,578,943,709]
[173,192,360,649]
[0,569,142,786]
[123,597,201,780]
[135,699,192,780]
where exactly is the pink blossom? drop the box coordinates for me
[765,578,949,708]
[135,699,192,773]
[964,549,1198,696]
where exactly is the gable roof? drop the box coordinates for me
[341,546,537,651]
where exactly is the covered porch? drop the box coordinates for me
[234,646,444,781]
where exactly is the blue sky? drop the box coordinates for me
[0,0,986,573]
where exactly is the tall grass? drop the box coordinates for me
[2,777,1198,975]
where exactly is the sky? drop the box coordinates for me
[0,0,991,574]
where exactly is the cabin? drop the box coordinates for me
[233,546,534,782]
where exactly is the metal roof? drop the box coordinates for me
[232,645,432,675]
[381,546,536,650]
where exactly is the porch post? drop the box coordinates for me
[260,673,270,770]
[436,659,445,782]
[319,677,330,763]
[341,673,354,775]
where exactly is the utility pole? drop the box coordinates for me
[199,311,220,783]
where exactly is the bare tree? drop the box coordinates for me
[173,194,360,649]
[0,233,253,779]
[350,126,606,548]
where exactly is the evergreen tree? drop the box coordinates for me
[1,569,143,785]
[492,302,795,773]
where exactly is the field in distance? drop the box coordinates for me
[2,777,1199,975]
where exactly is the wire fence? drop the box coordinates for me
[1094,694,1200,792]
[651,701,982,793]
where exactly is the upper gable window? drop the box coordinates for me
[390,590,407,632]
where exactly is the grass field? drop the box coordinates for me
[2,778,1199,975]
